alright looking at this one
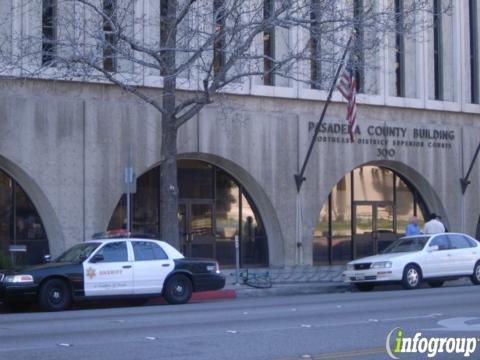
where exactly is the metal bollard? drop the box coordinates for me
[235,235,240,285]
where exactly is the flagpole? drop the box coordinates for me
[460,139,480,233]
[294,33,354,265]
[460,140,480,194]
[294,34,354,193]
[296,193,303,265]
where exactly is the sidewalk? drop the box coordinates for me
[157,266,348,303]
[222,265,349,299]
[194,267,473,300]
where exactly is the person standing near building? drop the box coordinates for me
[243,216,255,262]
[423,213,445,234]
[405,216,421,236]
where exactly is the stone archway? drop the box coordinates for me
[108,153,285,266]
[178,153,284,266]
[313,160,445,265]
[0,155,63,257]
[369,160,447,228]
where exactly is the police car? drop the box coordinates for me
[0,233,225,311]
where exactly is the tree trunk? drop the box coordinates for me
[160,114,179,249]
[159,0,179,249]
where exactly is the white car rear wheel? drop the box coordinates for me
[471,262,480,285]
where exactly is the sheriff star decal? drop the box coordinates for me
[86,267,96,279]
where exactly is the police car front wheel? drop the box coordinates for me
[39,278,72,311]
[163,274,193,305]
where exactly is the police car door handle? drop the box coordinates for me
[162,264,169,267]
[123,265,132,269]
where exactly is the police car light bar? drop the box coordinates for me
[91,229,159,240]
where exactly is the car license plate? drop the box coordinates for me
[355,274,365,280]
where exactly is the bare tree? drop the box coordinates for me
[0,0,439,249]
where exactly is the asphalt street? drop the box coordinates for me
[0,283,479,360]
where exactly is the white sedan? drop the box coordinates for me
[342,233,480,291]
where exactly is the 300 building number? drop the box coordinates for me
[376,148,396,158]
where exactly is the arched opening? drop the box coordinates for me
[108,159,269,267]
[313,164,430,265]
[0,169,49,267]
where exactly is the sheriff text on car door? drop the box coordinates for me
[83,241,134,296]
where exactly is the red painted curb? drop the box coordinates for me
[191,289,237,301]
[147,289,236,305]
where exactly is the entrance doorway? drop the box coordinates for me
[108,159,269,267]
[0,169,49,266]
[314,165,429,265]
[178,200,216,259]
[353,202,397,258]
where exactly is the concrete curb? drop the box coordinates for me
[229,282,350,298]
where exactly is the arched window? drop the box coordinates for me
[108,160,268,267]
[0,170,49,267]
[313,165,427,265]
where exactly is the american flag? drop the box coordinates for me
[336,62,357,142]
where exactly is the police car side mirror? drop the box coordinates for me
[90,254,104,263]
[427,245,439,252]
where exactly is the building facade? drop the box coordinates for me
[0,0,479,268]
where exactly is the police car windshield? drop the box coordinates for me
[381,236,430,254]
[55,243,100,263]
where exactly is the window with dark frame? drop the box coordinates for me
[353,0,364,93]
[213,0,226,79]
[394,0,405,97]
[469,0,479,104]
[103,0,117,72]
[433,0,443,100]
[42,0,57,65]
[263,0,275,86]
[310,0,322,89]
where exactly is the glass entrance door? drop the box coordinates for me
[178,200,216,259]
[353,202,396,258]
[375,204,396,253]
[353,204,374,259]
